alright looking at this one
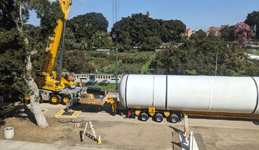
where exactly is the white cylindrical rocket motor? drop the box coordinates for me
[119,74,259,114]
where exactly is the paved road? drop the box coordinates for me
[0,140,116,150]
[2,102,259,150]
[39,103,259,150]
[38,103,259,130]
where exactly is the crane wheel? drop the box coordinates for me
[61,95,70,105]
[154,113,163,123]
[139,112,149,121]
[50,94,61,104]
[38,95,43,103]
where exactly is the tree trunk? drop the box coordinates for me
[2,0,49,128]
[24,54,49,128]
[15,2,48,128]
[24,78,49,128]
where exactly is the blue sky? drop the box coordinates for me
[28,0,259,32]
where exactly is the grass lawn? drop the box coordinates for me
[97,60,122,74]
[141,52,156,74]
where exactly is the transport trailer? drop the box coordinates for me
[79,88,118,113]
[183,111,259,120]
[118,74,259,123]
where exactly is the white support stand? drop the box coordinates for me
[189,132,194,150]
[178,114,199,150]
[184,114,189,138]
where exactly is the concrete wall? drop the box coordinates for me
[75,74,124,84]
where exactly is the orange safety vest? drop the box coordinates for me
[67,76,71,81]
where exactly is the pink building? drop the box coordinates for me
[184,29,193,38]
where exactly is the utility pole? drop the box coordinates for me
[215,53,218,76]
[112,28,120,90]
[115,35,118,90]
[112,0,120,90]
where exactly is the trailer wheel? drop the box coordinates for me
[139,112,149,121]
[61,95,70,105]
[154,113,163,122]
[168,113,179,123]
[50,94,61,104]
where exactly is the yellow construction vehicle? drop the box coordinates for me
[34,0,83,105]
[79,87,118,113]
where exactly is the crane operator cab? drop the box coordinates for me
[62,72,77,88]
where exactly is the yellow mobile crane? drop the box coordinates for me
[34,0,82,105]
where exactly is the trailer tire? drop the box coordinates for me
[154,113,163,122]
[139,112,149,121]
[168,113,179,123]
[130,111,135,118]
[61,95,70,105]
[50,94,61,104]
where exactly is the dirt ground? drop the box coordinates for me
[0,117,175,150]
[0,103,175,150]
[1,103,259,150]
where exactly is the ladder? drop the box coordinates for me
[81,120,97,142]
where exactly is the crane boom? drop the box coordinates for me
[34,0,80,105]
[41,0,72,74]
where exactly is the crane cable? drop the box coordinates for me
[112,0,120,90]
[112,0,119,28]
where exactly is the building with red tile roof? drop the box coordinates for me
[207,26,224,36]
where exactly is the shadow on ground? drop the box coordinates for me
[0,101,37,126]
[188,116,259,125]
[169,126,207,150]
[69,101,126,117]
[169,126,182,150]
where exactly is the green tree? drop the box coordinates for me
[0,28,28,99]
[168,19,186,42]
[67,12,108,49]
[220,25,235,42]
[141,36,161,51]
[112,13,186,50]
[0,0,64,128]
[208,30,220,41]
[117,31,132,51]
[150,46,181,74]
[64,27,76,50]
[63,50,94,73]
[101,33,113,49]
[190,29,206,41]
[92,30,104,48]
[245,11,259,40]
[150,38,252,76]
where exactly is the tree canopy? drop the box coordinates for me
[150,37,257,76]
[0,0,65,128]
[63,50,94,73]
[190,29,206,41]
[0,0,63,95]
[233,22,254,48]
[245,11,259,40]
[220,25,235,42]
[111,13,186,51]
[67,12,109,47]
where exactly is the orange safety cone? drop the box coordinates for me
[98,135,102,145]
